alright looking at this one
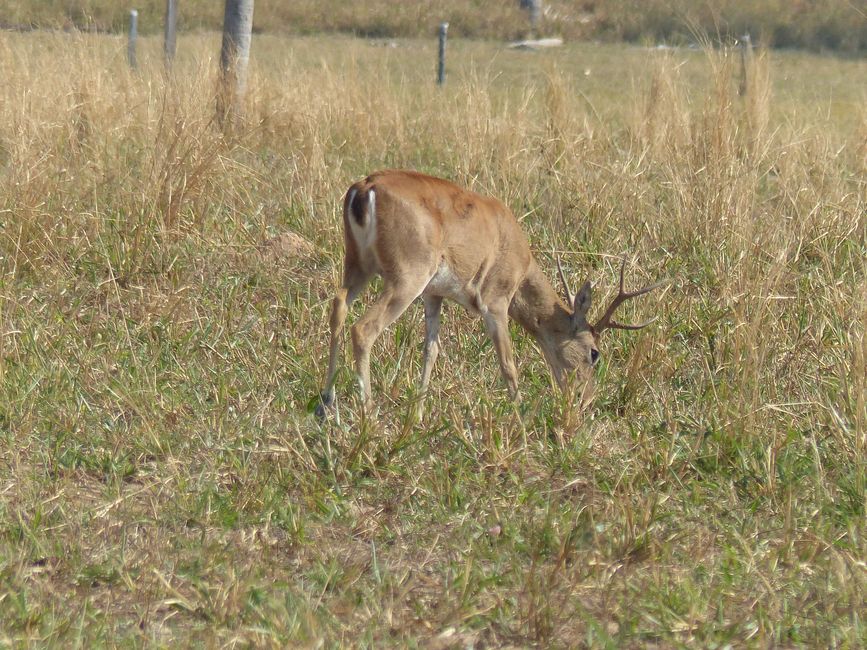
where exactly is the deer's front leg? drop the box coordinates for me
[482,306,520,401]
[417,295,443,419]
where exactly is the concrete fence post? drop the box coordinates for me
[218,0,255,127]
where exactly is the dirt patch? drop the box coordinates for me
[259,232,316,262]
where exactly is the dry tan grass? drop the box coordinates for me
[4,0,866,53]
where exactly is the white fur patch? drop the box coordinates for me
[425,262,485,313]
[347,188,377,254]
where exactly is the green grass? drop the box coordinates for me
[0,31,865,646]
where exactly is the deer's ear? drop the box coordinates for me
[572,280,592,323]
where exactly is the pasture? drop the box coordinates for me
[0,30,865,646]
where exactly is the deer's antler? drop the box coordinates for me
[556,255,574,305]
[593,257,664,335]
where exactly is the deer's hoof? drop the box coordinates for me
[314,391,334,420]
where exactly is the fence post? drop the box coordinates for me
[437,22,448,86]
[529,0,541,35]
[739,32,752,96]
[128,9,138,69]
[519,0,542,37]
[164,0,178,67]
[218,0,255,127]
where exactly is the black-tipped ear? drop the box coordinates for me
[573,280,592,322]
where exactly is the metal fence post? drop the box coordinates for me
[164,0,178,67]
[739,32,752,96]
[437,22,448,86]
[520,0,542,36]
[529,0,541,34]
[128,9,138,69]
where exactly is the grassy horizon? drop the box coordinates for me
[2,0,866,53]
[0,30,865,646]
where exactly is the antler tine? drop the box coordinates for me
[607,316,658,331]
[617,256,626,293]
[593,257,664,334]
[556,255,575,304]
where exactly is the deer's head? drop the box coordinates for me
[540,257,662,389]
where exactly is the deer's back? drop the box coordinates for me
[344,170,533,309]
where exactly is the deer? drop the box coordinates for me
[316,170,662,418]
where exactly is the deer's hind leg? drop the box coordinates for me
[317,258,373,418]
[350,274,432,410]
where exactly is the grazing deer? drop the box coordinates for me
[317,170,661,417]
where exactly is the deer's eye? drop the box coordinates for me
[590,348,600,366]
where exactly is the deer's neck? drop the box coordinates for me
[508,261,570,339]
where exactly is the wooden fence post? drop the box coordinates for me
[128,9,138,69]
[164,0,178,67]
[218,0,255,127]
[437,22,448,86]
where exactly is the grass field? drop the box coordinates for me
[3,0,867,53]
[1,31,865,646]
